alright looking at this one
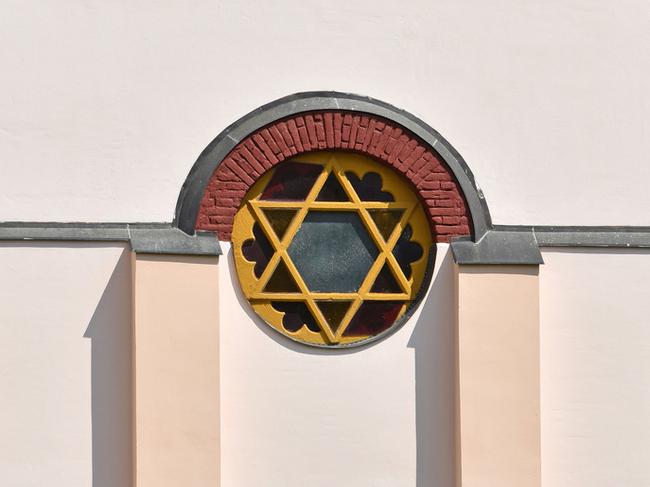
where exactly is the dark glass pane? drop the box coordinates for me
[368,209,404,241]
[241,223,274,278]
[263,260,300,292]
[261,162,323,201]
[343,301,403,337]
[287,211,378,292]
[393,225,424,279]
[262,208,297,240]
[271,302,320,333]
[370,264,402,293]
[345,171,394,202]
[316,301,352,334]
[316,173,349,201]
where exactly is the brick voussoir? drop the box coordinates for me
[196,110,473,242]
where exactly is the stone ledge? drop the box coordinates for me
[0,223,222,256]
[451,230,543,265]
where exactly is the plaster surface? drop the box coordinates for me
[219,242,456,487]
[1,0,648,226]
[132,254,220,487]
[0,243,132,487]
[456,265,541,487]
[540,249,650,487]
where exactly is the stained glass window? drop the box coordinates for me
[232,151,433,347]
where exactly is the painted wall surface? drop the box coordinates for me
[1,0,648,226]
[0,244,132,487]
[219,243,456,487]
[2,244,650,487]
[457,266,540,487]
[133,254,220,487]
[540,249,650,487]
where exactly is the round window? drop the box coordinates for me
[232,151,433,347]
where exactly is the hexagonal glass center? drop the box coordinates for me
[287,211,378,292]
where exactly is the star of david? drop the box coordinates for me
[246,155,418,345]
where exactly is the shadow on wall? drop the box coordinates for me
[228,244,457,485]
[408,249,457,487]
[84,249,133,487]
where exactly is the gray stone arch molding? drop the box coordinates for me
[173,91,492,240]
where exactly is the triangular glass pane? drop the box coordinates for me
[343,302,403,337]
[271,301,320,333]
[263,260,300,292]
[316,301,353,334]
[345,171,394,202]
[261,162,323,201]
[393,225,424,279]
[368,209,404,241]
[316,173,349,201]
[262,209,297,240]
[370,263,402,293]
[241,223,274,278]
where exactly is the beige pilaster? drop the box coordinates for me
[132,254,220,487]
[456,265,540,487]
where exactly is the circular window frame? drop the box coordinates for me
[232,151,435,348]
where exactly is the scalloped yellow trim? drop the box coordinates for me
[232,151,433,346]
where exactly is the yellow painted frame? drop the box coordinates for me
[232,151,433,347]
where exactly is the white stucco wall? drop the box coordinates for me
[1,0,648,226]
[219,243,456,487]
[540,249,650,487]
[5,245,650,487]
[2,2,650,485]
[0,244,132,487]
[0,241,454,487]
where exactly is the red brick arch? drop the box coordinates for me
[196,111,471,243]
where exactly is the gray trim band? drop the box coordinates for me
[451,231,544,265]
[129,228,221,255]
[527,226,650,248]
[451,225,650,264]
[0,223,222,256]
[173,91,492,240]
[494,225,650,248]
[0,222,130,241]
[2,223,649,261]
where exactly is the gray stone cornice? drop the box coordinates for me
[451,225,650,264]
[0,222,221,256]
